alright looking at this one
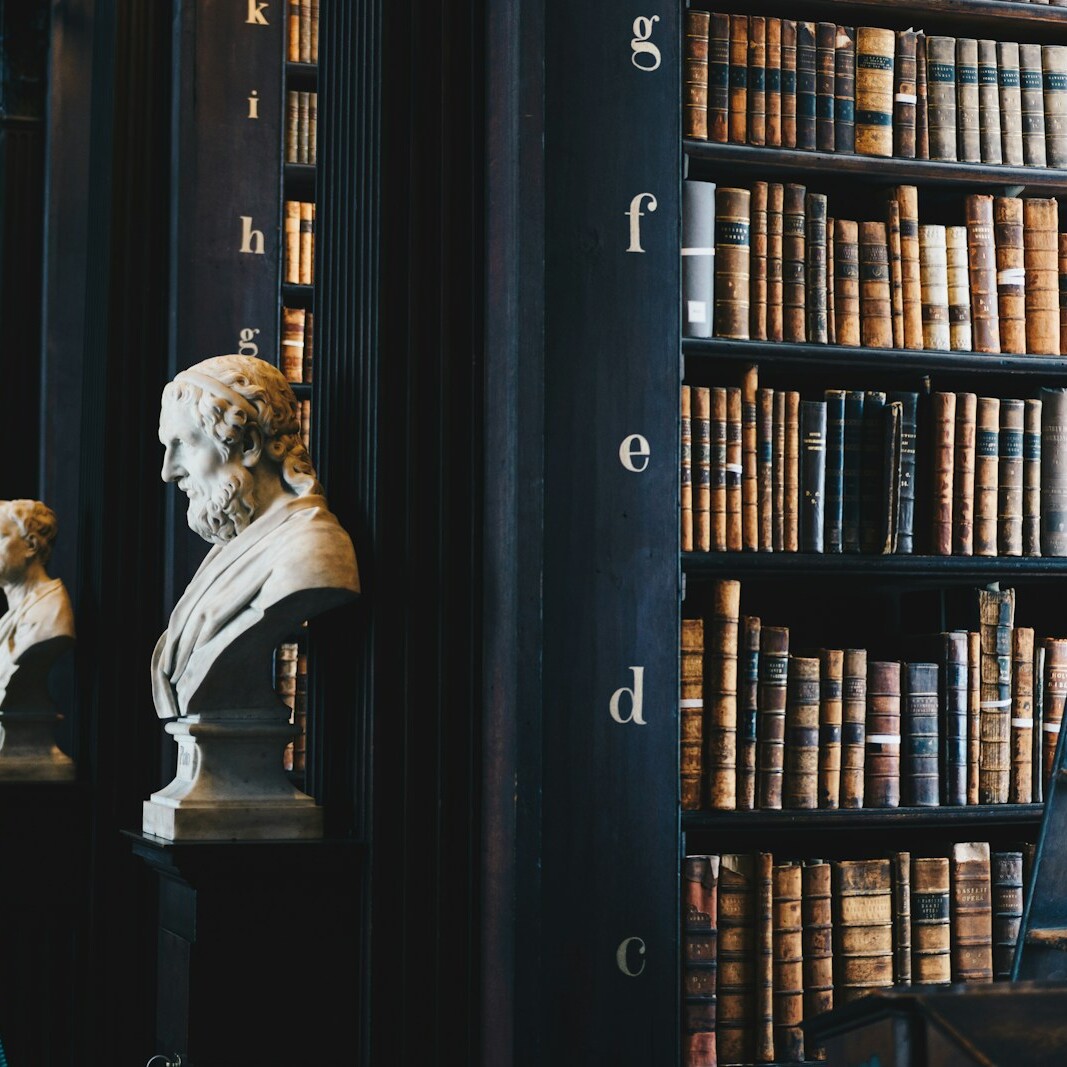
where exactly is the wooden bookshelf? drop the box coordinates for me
[683,554,1067,581]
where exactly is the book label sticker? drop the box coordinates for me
[631,16,662,72]
[610,666,647,725]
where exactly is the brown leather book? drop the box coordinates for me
[284,199,301,284]
[705,580,741,810]
[827,218,836,344]
[785,391,801,552]
[998,41,1024,166]
[1024,197,1062,357]
[835,25,856,154]
[991,850,1024,981]
[773,862,805,1062]
[281,305,306,383]
[288,0,301,62]
[979,586,1015,805]
[953,392,978,556]
[783,184,807,343]
[893,186,923,350]
[302,309,314,383]
[750,182,769,342]
[841,649,867,808]
[955,38,980,163]
[931,392,956,556]
[833,218,860,347]
[711,387,728,552]
[298,201,314,285]
[893,852,912,985]
[911,856,951,985]
[714,187,752,340]
[974,397,1001,557]
[1044,45,1067,167]
[738,615,761,811]
[748,17,767,147]
[1060,236,1067,356]
[773,389,786,552]
[796,21,817,151]
[833,858,894,1004]
[855,27,895,157]
[1020,43,1048,167]
[681,618,705,811]
[801,860,833,1060]
[951,841,993,982]
[1010,626,1036,804]
[903,663,940,806]
[683,854,719,1066]
[682,385,693,553]
[766,19,783,148]
[894,30,918,159]
[742,366,759,552]
[819,649,844,809]
[866,661,901,808]
[1041,388,1067,554]
[709,13,731,143]
[977,40,1003,165]
[768,183,785,342]
[946,226,972,352]
[726,387,743,551]
[755,851,775,1062]
[887,200,904,349]
[1043,636,1067,784]
[815,22,836,153]
[694,386,712,553]
[926,36,958,161]
[784,656,820,810]
[758,387,774,551]
[758,626,790,809]
[717,854,756,1064]
[916,33,930,159]
[729,15,748,144]
[806,193,829,344]
[781,20,798,149]
[1024,398,1042,557]
[968,630,982,805]
[966,194,1001,355]
[993,196,1025,355]
[998,399,1025,557]
[920,224,950,351]
[683,10,711,140]
[859,221,892,348]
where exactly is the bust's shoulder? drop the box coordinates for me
[257,501,360,602]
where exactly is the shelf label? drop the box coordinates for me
[239,216,266,255]
[610,667,646,725]
[616,937,647,977]
[619,434,651,472]
[630,17,662,72]
[248,90,260,119]
[238,327,261,356]
[625,193,657,253]
[246,0,270,25]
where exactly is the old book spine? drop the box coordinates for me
[903,662,940,806]
[979,586,1015,805]
[783,184,807,342]
[881,400,903,554]
[1020,43,1048,166]
[1042,388,1067,554]
[1024,197,1062,356]
[766,18,782,148]
[893,30,918,158]
[806,193,829,344]
[750,182,769,342]
[967,193,1001,352]
[286,90,299,162]
[711,387,728,552]
[284,199,301,284]
[926,36,958,161]
[815,22,836,152]
[895,186,923,350]
[729,15,748,144]
[1025,398,1042,557]
[694,387,712,554]
[835,25,856,154]
[308,92,317,166]
[887,200,905,349]
[1043,636,1067,784]
[833,218,860,346]
[801,400,827,553]
[708,13,731,142]
[916,33,930,159]
[767,183,785,342]
[951,841,993,982]
[998,40,1024,166]
[843,390,865,552]
[911,856,952,984]
[742,366,759,552]
[978,40,1003,164]
[706,580,741,810]
[682,386,693,553]
[865,660,901,808]
[931,392,956,556]
[796,22,817,151]
[974,397,1001,557]
[953,392,978,555]
[717,854,755,1064]
[920,224,951,351]
[827,218,836,346]
[748,17,767,147]
[714,188,751,341]
[785,391,800,553]
[1010,626,1036,804]
[299,201,314,285]
[946,226,973,352]
[859,221,891,348]
[893,852,913,985]
[281,305,306,382]
[1034,641,1046,802]
[682,179,716,339]
[726,387,743,552]
[991,851,1024,981]
[755,852,775,1063]
[825,390,846,553]
[738,616,761,811]
[955,38,981,162]
[860,391,887,553]
[942,631,969,806]
[993,196,1026,355]
[772,863,805,1062]
[999,399,1025,557]
[302,310,314,383]
[683,854,719,1066]
[758,626,790,809]
[683,10,711,139]
[841,649,867,808]
[833,858,894,1004]
[758,387,774,551]
[288,0,301,62]
[781,20,798,149]
[818,649,844,809]
[968,630,982,804]
[801,861,833,1059]
[855,27,894,158]
[681,619,705,810]
[784,657,820,810]
[773,389,786,552]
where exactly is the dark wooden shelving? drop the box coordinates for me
[290,381,312,399]
[282,282,314,309]
[284,162,316,199]
[285,60,317,88]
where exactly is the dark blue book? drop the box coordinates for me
[825,390,846,553]
[843,390,865,552]
[888,390,919,555]
[860,391,887,554]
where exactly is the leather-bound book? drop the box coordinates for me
[801,400,827,553]
[1041,387,1067,555]
[843,390,865,552]
[1045,47,1067,165]
[816,22,836,152]
[726,387,744,551]
[695,386,712,553]
[682,386,693,552]
[881,400,903,554]
[705,579,741,810]
[714,187,752,340]
[772,862,805,1062]
[866,660,901,808]
[887,200,905,348]
[998,40,1024,166]
[827,218,836,345]
[998,399,1025,557]
[768,183,785,342]
[683,854,719,1066]
[683,10,711,140]
[796,22,817,150]
[299,201,314,285]
[855,27,895,157]
[835,25,856,154]
[748,17,767,147]
[842,649,867,808]
[860,391,887,553]
[974,397,1001,556]
[893,186,923,350]
[801,861,834,1059]
[819,649,844,808]
[979,586,1015,805]
[1042,636,1067,785]
[281,305,306,383]
[991,851,1024,981]
[903,662,940,806]
[284,200,301,283]
[758,387,774,551]
[825,390,846,553]
[773,389,786,551]
[711,387,728,552]
[893,852,912,985]
[785,390,801,552]
[942,631,969,806]
[784,184,807,342]
[953,392,978,555]
[681,618,705,810]
[833,218,860,346]
[993,196,1025,355]
[1024,398,1042,557]
[1060,234,1067,354]
[968,631,982,805]
[951,842,993,982]
[926,36,958,160]
[728,15,748,144]
[931,392,956,556]
[1035,642,1046,802]
[709,13,731,143]
[742,365,759,552]
[916,33,930,159]
[1010,626,1035,804]
[911,856,952,985]
[683,179,716,339]
[977,40,1003,165]
[755,852,775,1062]
[302,310,314,383]
[717,854,756,1064]
[738,616,761,811]
[920,224,951,351]
[946,226,972,351]
[893,30,918,158]
[1020,43,1048,166]
[859,222,892,348]
[758,627,790,809]
[807,193,829,343]
[955,38,981,163]
[1024,197,1061,356]
[750,182,769,341]
[833,858,894,1004]
[766,19,782,147]
[781,20,798,149]
[784,656,820,810]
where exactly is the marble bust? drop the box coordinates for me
[143,354,360,840]
[0,499,76,779]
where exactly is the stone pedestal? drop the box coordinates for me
[0,711,75,780]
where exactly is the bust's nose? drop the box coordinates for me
[161,445,183,483]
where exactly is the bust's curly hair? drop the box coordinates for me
[162,354,323,498]
[0,500,59,565]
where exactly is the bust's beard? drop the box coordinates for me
[183,467,256,544]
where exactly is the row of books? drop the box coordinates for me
[281,306,315,385]
[684,11,1067,169]
[286,0,319,65]
[681,580,1065,811]
[683,843,1029,1065]
[683,181,1067,356]
[284,199,316,287]
[274,638,309,774]
[285,90,318,166]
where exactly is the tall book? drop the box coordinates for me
[977,40,1003,165]
[815,22,836,153]
[1040,388,1067,555]
[968,630,982,805]
[887,200,904,348]
[681,618,705,811]
[843,390,865,553]
[717,854,756,1064]
[1010,626,1035,804]
[946,226,972,352]
[916,33,930,159]
[767,183,785,342]
[965,194,1000,355]
[796,22,817,151]
[801,400,827,553]
[1044,45,1067,167]
[978,586,1015,805]
[1043,636,1067,785]
[683,10,711,140]
[695,386,712,553]
[755,852,775,1063]
[818,648,844,809]
[773,389,787,552]
[738,615,761,811]
[833,858,894,1004]
[903,662,940,806]
[859,222,891,348]
[942,630,969,806]
[841,649,867,808]
[997,40,1024,166]
[893,30,918,159]
[742,365,759,551]
[728,14,748,144]
[683,855,719,1066]
[784,391,801,553]
[926,36,958,161]
[766,18,782,148]
[998,399,1025,558]
[682,386,693,552]
[1020,42,1048,166]
[772,862,805,1062]
[953,392,978,556]
[714,188,751,340]
[974,397,1000,557]
[931,392,956,556]
[865,660,901,808]
[919,224,950,351]
[854,27,895,158]
[726,387,743,552]
[683,179,717,339]
[911,856,952,985]
[893,186,923,350]
[833,218,860,347]
[892,851,912,985]
[951,841,993,983]
[881,399,903,554]
[758,387,774,551]
[991,850,1024,982]
[835,25,856,154]
[783,184,807,343]
[1035,641,1046,803]
[1024,397,1042,557]
[825,390,846,553]
[750,183,769,342]
[280,306,306,383]
[993,195,1026,356]
[708,13,731,143]
[748,16,767,147]
[711,387,728,552]
[758,626,790,809]
[806,193,829,344]
[781,20,798,149]
[705,580,741,810]
[1024,197,1061,357]
[860,391,887,553]
[801,861,833,1059]
[955,38,981,163]
[783,656,820,809]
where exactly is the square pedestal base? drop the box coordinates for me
[142,796,323,841]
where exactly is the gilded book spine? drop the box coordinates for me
[801,400,827,553]
[998,399,1025,558]
[974,397,1001,557]
[835,25,856,154]
[895,186,923,350]
[953,392,978,555]
[750,182,769,342]
[766,19,782,148]
[796,22,817,151]
[683,855,719,1066]
[1020,43,1048,166]
[781,21,798,149]
[998,40,1024,166]
[818,649,843,809]
[942,630,969,806]
[757,627,790,809]
[683,10,711,140]
[978,586,1015,805]
[742,365,759,552]
[833,858,894,1004]
[1042,636,1067,784]
[708,13,730,143]
[783,184,807,343]
[991,851,1024,981]
[919,224,951,351]
[718,854,756,1064]
[893,30,918,159]
[681,618,704,810]
[806,193,829,344]
[726,387,744,552]
[833,218,860,347]
[955,38,981,163]
[706,579,741,810]
[855,27,895,158]
[738,615,761,811]
[748,17,767,147]
[682,386,693,553]
[903,662,940,806]
[911,856,952,985]
[714,188,752,340]
[993,196,1025,355]
[772,863,805,1062]
[841,648,867,808]
[859,222,892,348]
[1010,626,1035,804]
[926,36,958,161]
[951,841,993,982]
[815,22,836,153]
[931,391,956,556]
[946,226,972,352]
[865,660,901,808]
[1025,398,1042,557]
[729,15,748,144]
[1040,387,1067,555]
[768,183,785,343]
[1024,197,1062,357]
[978,40,1003,165]
[801,861,833,1058]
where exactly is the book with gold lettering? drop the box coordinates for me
[978,587,1015,805]
[784,655,820,810]
[748,16,767,147]
[758,626,790,810]
[717,854,756,1064]
[819,649,843,809]
[708,13,730,143]
[841,649,867,808]
[729,15,749,144]
[991,850,1023,982]
[773,862,804,1062]
[683,855,719,1067]
[802,860,833,1060]
[951,841,993,983]
[833,858,894,1004]
[714,188,752,340]
[911,856,951,985]
[865,660,901,808]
